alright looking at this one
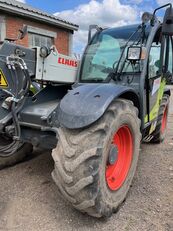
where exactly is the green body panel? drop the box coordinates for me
[144,78,166,124]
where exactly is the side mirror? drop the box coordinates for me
[19,25,28,40]
[88,25,102,44]
[162,6,173,35]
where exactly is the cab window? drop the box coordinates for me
[148,42,161,78]
[168,36,173,74]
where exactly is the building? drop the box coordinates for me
[0,0,78,55]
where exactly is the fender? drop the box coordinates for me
[58,83,139,129]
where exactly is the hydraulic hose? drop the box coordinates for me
[0,58,31,155]
[10,65,31,142]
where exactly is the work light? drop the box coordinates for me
[127,47,142,61]
[40,46,51,58]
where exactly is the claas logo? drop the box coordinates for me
[58,57,78,68]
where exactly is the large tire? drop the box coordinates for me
[0,143,33,170]
[150,94,170,143]
[52,99,141,218]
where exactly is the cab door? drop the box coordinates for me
[167,36,173,83]
[148,35,172,123]
[147,40,163,122]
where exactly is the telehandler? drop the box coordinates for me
[0,3,172,218]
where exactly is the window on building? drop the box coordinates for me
[28,33,53,48]
[0,16,6,41]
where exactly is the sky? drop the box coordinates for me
[16,0,170,53]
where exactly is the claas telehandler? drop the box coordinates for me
[0,3,172,218]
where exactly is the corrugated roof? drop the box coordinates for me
[0,0,79,31]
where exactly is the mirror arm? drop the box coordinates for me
[151,3,172,26]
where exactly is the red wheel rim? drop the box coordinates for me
[161,106,168,133]
[106,126,133,191]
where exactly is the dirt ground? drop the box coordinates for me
[0,88,173,231]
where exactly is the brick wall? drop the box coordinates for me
[5,15,71,55]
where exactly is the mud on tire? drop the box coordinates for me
[52,99,141,218]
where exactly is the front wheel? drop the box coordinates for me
[0,135,33,170]
[52,99,141,217]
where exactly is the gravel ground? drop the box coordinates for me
[0,88,173,231]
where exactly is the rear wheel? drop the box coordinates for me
[0,135,33,169]
[150,94,169,143]
[52,99,141,217]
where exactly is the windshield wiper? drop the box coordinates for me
[114,25,142,75]
[106,27,142,83]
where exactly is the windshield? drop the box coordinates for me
[80,25,144,82]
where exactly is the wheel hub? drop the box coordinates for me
[106,126,133,191]
[108,144,118,165]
